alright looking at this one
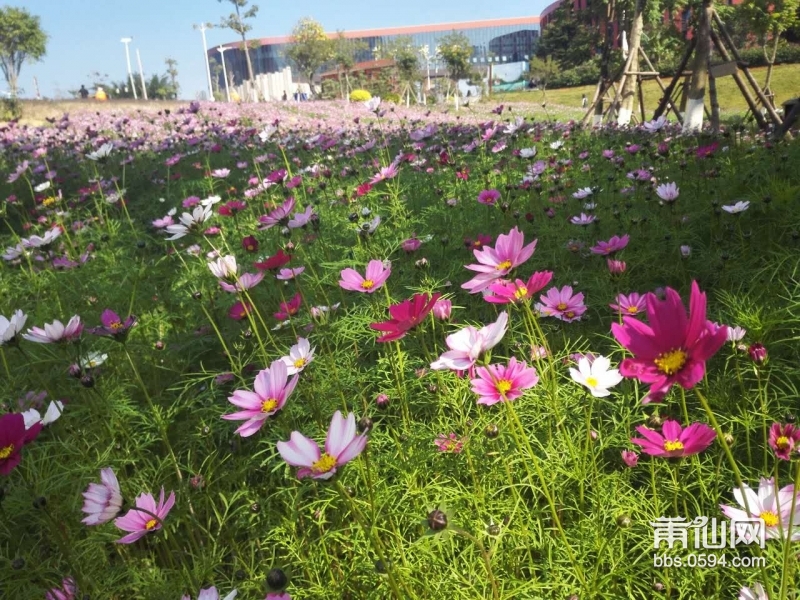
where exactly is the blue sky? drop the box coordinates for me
[21,0,552,100]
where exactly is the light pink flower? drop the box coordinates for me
[435,432,464,453]
[591,235,630,255]
[339,259,391,293]
[431,312,508,371]
[621,450,639,468]
[22,316,83,343]
[288,205,315,229]
[484,271,554,304]
[570,213,596,225]
[432,298,452,320]
[222,360,298,437]
[259,198,296,230]
[114,487,175,544]
[81,468,123,525]
[721,477,800,541]
[276,267,305,280]
[219,271,265,293]
[536,286,587,322]
[281,337,315,375]
[276,411,367,480]
[462,227,537,293]
[609,293,646,316]
[470,357,539,405]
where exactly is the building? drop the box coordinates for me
[213,16,541,87]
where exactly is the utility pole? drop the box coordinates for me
[218,46,231,102]
[120,37,138,99]
[136,48,148,100]
[194,23,215,102]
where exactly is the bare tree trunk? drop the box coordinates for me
[683,0,713,131]
[594,0,615,126]
[618,0,645,125]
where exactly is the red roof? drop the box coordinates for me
[221,16,541,49]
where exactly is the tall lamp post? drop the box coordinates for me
[120,37,138,99]
[136,48,148,100]
[217,46,231,102]
[193,23,215,102]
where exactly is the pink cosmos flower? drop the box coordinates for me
[609,293,647,316]
[572,187,593,199]
[274,293,302,321]
[720,477,800,541]
[470,357,538,405]
[631,420,716,458]
[769,423,800,461]
[484,271,554,304]
[621,450,639,468]
[114,487,176,544]
[370,292,441,342]
[462,227,537,294]
[536,286,587,322]
[276,267,305,281]
[229,301,253,321]
[22,315,83,343]
[152,215,174,228]
[570,213,597,225]
[0,413,42,475]
[259,198,296,230]
[45,577,77,600]
[219,272,265,293]
[276,410,367,479]
[281,337,315,375]
[401,236,422,253]
[591,234,630,255]
[288,205,314,229]
[91,309,136,341]
[82,468,123,525]
[611,281,728,402]
[369,162,399,184]
[432,298,452,320]
[222,360,298,437]
[431,312,508,371]
[607,259,627,274]
[477,189,501,205]
[182,587,238,600]
[339,260,391,293]
[655,182,680,202]
[435,432,464,453]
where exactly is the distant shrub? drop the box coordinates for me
[349,89,371,102]
[0,97,22,120]
[384,93,401,104]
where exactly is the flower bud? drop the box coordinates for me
[267,568,288,590]
[427,509,448,532]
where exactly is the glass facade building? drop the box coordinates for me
[212,17,541,86]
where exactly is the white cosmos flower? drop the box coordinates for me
[519,147,537,158]
[281,337,316,375]
[87,142,114,161]
[430,312,508,371]
[258,125,278,142]
[0,309,27,345]
[208,255,238,279]
[201,195,222,207]
[549,140,564,150]
[81,351,108,369]
[165,205,212,240]
[3,244,24,261]
[22,227,62,248]
[572,187,593,199]
[722,201,750,214]
[22,400,64,429]
[364,96,381,112]
[655,182,680,202]
[643,116,668,133]
[34,181,52,193]
[569,355,623,397]
[739,583,768,600]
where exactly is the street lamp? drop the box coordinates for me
[120,37,138,99]
[136,48,148,100]
[193,23,215,102]
[217,46,231,102]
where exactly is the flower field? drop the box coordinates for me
[2,98,800,600]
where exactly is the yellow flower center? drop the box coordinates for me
[776,436,790,449]
[496,379,513,396]
[513,286,529,300]
[361,279,374,290]
[0,444,14,460]
[311,453,337,474]
[145,518,158,530]
[654,349,688,376]
[109,321,124,331]
[626,306,639,314]
[557,303,568,311]
[663,440,684,452]
[261,398,278,413]
[760,511,780,528]
[293,358,306,369]
[565,311,575,319]
[42,197,58,207]
[496,260,512,271]
[246,244,255,251]
[585,376,598,388]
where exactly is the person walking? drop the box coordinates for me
[79,85,89,99]
[581,94,588,108]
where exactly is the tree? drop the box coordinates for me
[437,31,474,82]
[208,56,223,95]
[331,32,367,98]
[0,6,48,97]
[528,56,561,90]
[165,58,179,98]
[285,18,333,92]
[536,2,603,69]
[218,0,258,85]
[385,36,420,103]
[146,73,172,100]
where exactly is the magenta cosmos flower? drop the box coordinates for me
[536,286,587,322]
[339,259,391,293]
[91,309,136,342]
[181,587,238,600]
[274,293,302,321]
[477,189,501,205]
[470,357,539,405]
[721,477,800,541]
[484,271,554,304]
[22,315,83,343]
[609,292,646,317]
[611,281,728,402]
[631,420,716,458]
[276,411,367,480]
[462,227,537,294]
[259,197,296,230]
[0,413,42,475]
[769,423,800,461]
[431,312,507,371]
[82,467,123,525]
[222,360,298,437]
[114,487,176,543]
[591,234,630,255]
[370,292,441,342]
